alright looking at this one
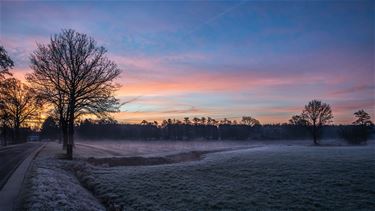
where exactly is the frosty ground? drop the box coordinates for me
[20,140,375,210]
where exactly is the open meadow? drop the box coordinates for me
[20,140,375,210]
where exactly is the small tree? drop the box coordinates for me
[183,117,190,125]
[40,116,59,141]
[192,117,200,125]
[207,117,213,125]
[340,109,373,145]
[353,110,373,126]
[241,116,261,126]
[201,117,206,125]
[301,100,333,145]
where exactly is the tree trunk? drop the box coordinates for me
[312,123,319,145]
[67,120,74,160]
[66,103,75,160]
[61,121,68,150]
[313,130,318,145]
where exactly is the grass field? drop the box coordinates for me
[73,142,375,210]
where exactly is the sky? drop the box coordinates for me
[1,0,374,124]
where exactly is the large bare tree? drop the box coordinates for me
[0,78,41,143]
[301,100,333,145]
[28,29,121,159]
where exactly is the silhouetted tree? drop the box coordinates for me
[193,117,200,125]
[207,117,213,125]
[339,109,373,145]
[289,115,308,126]
[301,100,333,145]
[40,116,59,140]
[183,117,190,125]
[241,116,261,126]
[0,78,41,143]
[28,29,121,159]
[0,46,14,79]
[201,117,206,125]
[221,118,230,124]
[353,110,373,126]
[211,118,218,126]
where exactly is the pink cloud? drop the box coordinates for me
[328,85,375,97]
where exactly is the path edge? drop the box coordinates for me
[0,143,46,211]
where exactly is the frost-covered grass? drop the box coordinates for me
[76,144,375,210]
[21,141,375,210]
[75,139,308,158]
[20,143,105,210]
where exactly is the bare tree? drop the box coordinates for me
[0,46,14,80]
[221,118,232,125]
[301,100,333,145]
[353,110,373,126]
[193,117,200,125]
[200,117,206,125]
[211,118,218,126]
[0,78,41,143]
[183,117,190,125]
[288,115,307,126]
[207,117,212,125]
[241,116,261,126]
[28,29,121,159]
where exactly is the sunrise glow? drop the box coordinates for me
[1,1,374,124]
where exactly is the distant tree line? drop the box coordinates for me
[38,109,374,145]
[75,120,310,141]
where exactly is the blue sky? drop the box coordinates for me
[1,0,374,123]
